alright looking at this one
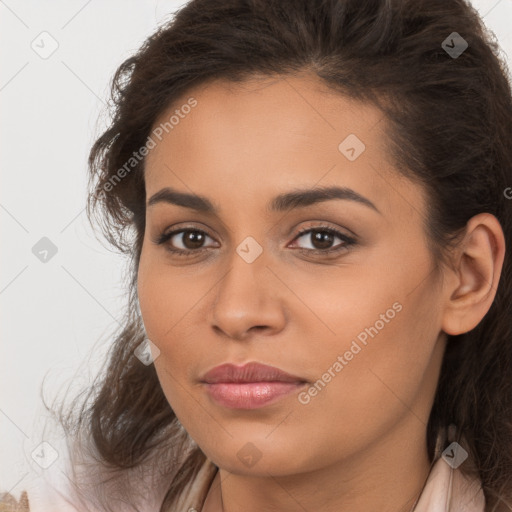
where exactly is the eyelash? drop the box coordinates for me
[153,224,357,259]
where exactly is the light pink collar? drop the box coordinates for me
[411,454,485,512]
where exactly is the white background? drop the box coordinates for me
[1,0,511,503]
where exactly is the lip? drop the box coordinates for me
[200,362,308,409]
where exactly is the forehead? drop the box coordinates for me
[143,72,425,224]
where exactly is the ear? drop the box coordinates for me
[441,213,506,336]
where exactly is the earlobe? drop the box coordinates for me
[441,213,506,336]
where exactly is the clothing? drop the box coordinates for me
[172,426,486,512]
[0,426,486,511]
[411,453,486,512]
[410,425,486,512]
[171,455,485,512]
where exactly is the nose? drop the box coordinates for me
[209,251,287,341]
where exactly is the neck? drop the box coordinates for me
[202,416,433,512]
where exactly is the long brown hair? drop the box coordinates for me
[46,0,512,510]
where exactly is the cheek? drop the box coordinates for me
[137,252,197,350]
[137,256,207,412]
[288,260,441,437]
[285,310,439,473]
[314,299,440,431]
[138,280,197,379]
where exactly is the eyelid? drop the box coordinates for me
[288,224,357,251]
[151,225,217,247]
[153,221,358,260]
[154,222,352,244]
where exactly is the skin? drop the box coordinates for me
[137,71,505,512]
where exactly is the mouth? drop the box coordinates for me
[203,381,307,409]
[200,362,308,410]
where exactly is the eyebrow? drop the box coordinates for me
[147,185,380,215]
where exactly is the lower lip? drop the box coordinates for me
[203,381,306,409]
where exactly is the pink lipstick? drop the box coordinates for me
[200,362,307,409]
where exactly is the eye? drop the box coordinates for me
[289,225,357,255]
[152,224,357,258]
[153,228,218,257]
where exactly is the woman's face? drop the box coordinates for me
[137,72,448,476]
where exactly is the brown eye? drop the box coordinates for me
[290,227,356,254]
[154,228,218,256]
[175,230,208,250]
[306,230,336,250]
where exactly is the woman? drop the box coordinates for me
[5,0,511,510]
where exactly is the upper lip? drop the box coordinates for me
[201,362,307,384]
